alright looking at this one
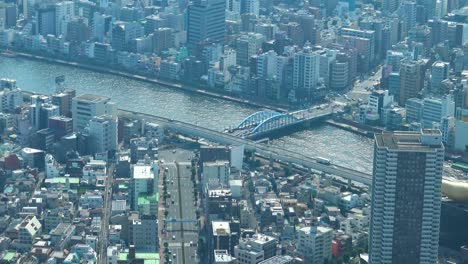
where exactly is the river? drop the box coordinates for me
[0,56,374,173]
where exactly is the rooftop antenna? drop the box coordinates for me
[55,75,65,93]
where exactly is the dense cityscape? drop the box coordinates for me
[0,0,468,263]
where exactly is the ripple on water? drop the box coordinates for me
[0,57,375,170]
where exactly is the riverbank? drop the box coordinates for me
[325,118,384,138]
[2,50,289,112]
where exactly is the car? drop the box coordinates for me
[173,254,177,259]
[165,167,169,172]
[171,200,175,204]
[172,235,176,240]
[172,150,176,153]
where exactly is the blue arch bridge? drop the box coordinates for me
[228,105,336,139]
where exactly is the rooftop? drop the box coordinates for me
[375,130,443,151]
[74,93,109,103]
[138,193,158,206]
[133,165,153,179]
[212,221,231,236]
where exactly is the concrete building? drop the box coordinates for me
[0,78,22,113]
[297,225,332,264]
[214,249,237,263]
[51,89,75,117]
[370,130,444,264]
[132,165,156,209]
[293,46,320,101]
[87,115,118,154]
[421,95,455,129]
[203,160,230,188]
[29,102,60,131]
[234,234,277,264]
[129,215,158,253]
[17,215,42,252]
[430,61,449,95]
[187,0,226,53]
[236,32,265,67]
[71,94,116,132]
[406,98,424,123]
[454,108,468,152]
[55,1,74,37]
[399,59,425,106]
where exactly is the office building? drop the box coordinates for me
[341,28,375,67]
[29,102,60,131]
[370,130,444,264]
[406,98,424,123]
[297,225,333,264]
[399,59,425,106]
[0,3,17,29]
[0,79,23,113]
[454,108,468,152]
[132,164,157,209]
[152,27,173,54]
[235,32,265,66]
[187,0,226,53]
[92,12,112,42]
[36,6,56,36]
[71,94,116,132]
[383,0,399,14]
[330,53,350,90]
[203,160,230,188]
[430,61,449,95]
[55,1,74,37]
[421,95,455,129]
[214,249,237,263]
[52,89,75,117]
[17,215,42,252]
[240,0,259,16]
[87,115,118,154]
[129,215,158,253]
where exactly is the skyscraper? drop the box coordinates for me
[370,129,444,264]
[187,0,225,54]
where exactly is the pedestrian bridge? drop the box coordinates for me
[229,106,335,138]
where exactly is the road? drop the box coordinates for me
[160,149,198,264]
[98,164,114,263]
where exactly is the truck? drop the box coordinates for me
[316,157,331,165]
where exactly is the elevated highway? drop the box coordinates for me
[119,109,373,186]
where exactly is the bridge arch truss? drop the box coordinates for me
[236,111,281,129]
[251,113,300,134]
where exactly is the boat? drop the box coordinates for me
[0,50,17,57]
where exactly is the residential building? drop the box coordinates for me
[297,225,332,264]
[370,130,444,264]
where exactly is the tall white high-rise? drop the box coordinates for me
[293,46,320,101]
[370,129,444,264]
[55,1,74,37]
